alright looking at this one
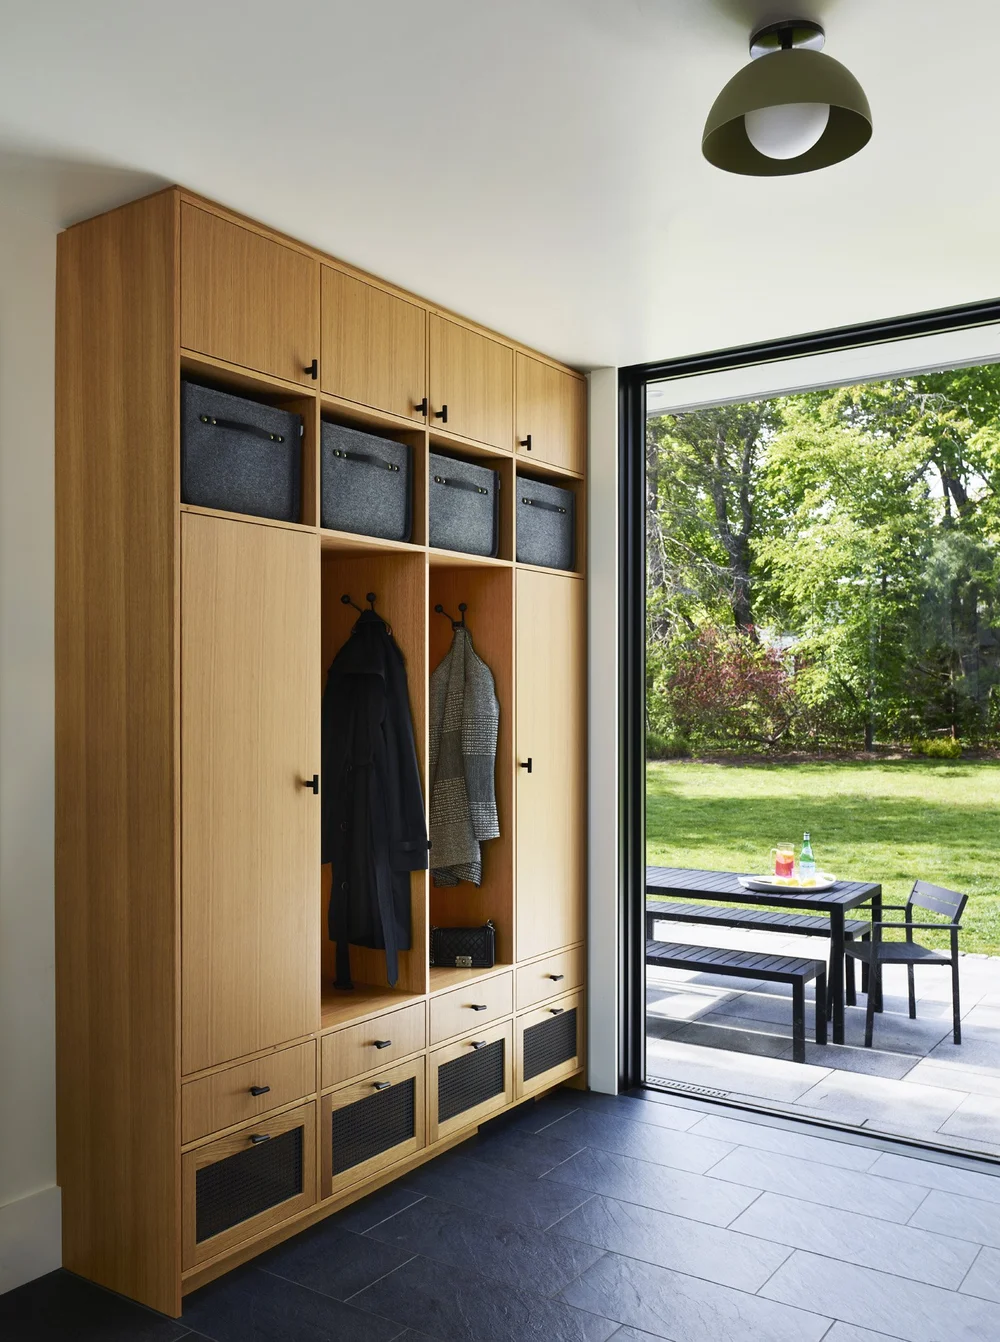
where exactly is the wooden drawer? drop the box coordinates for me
[322,1001,426,1089]
[182,1101,316,1270]
[516,946,585,1011]
[516,990,584,1099]
[182,1041,316,1144]
[429,1020,513,1143]
[321,1057,425,1199]
[429,971,512,1047]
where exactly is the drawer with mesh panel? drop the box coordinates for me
[322,1057,425,1197]
[182,1101,316,1269]
[429,1020,512,1142]
[515,990,583,1099]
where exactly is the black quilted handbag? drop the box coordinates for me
[429,920,496,969]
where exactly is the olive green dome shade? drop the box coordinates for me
[703,48,872,176]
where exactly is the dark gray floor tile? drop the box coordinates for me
[541,1109,733,1174]
[350,1255,618,1342]
[181,1266,399,1342]
[257,1220,414,1299]
[543,1146,758,1226]
[706,1146,930,1223]
[730,1190,978,1288]
[558,1251,830,1342]
[909,1187,1000,1247]
[686,1112,879,1170]
[333,1184,427,1233]
[0,1270,190,1342]
[760,1249,998,1342]
[365,1195,604,1295]
[499,1094,584,1133]
[582,1092,703,1133]
[551,1193,789,1291]
[453,1124,584,1178]
[401,1152,592,1229]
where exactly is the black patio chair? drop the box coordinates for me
[844,880,968,1048]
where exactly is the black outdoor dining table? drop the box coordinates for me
[646,866,882,1045]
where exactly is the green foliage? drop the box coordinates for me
[646,731,691,760]
[912,737,963,759]
[646,365,1000,751]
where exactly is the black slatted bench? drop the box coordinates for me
[646,939,827,1063]
[645,901,870,1006]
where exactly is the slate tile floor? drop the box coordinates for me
[5,1086,1000,1341]
[646,915,1000,1158]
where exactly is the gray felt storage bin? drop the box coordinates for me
[321,422,412,541]
[181,381,302,522]
[429,452,499,557]
[516,476,575,571]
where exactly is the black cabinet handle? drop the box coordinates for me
[519,758,533,773]
[469,1004,488,1012]
[434,404,449,423]
[304,774,319,793]
[415,396,428,416]
[520,434,532,451]
[549,974,564,982]
[550,1007,565,1015]
[304,358,318,379]
[249,1133,271,1145]
[249,1084,271,1097]
[471,1040,488,1050]
[373,1039,392,1049]
[373,1081,391,1091]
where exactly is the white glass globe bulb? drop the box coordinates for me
[744,102,831,159]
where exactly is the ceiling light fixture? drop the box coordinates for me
[703,19,872,176]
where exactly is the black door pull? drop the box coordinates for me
[304,774,319,793]
[434,403,449,423]
[471,1040,488,1050]
[249,1084,271,1096]
[519,434,532,451]
[470,1003,488,1011]
[550,1007,565,1015]
[549,973,564,982]
[249,1133,271,1145]
[415,396,428,416]
[373,1039,392,1049]
[519,758,533,773]
[373,1081,392,1091]
[304,358,318,379]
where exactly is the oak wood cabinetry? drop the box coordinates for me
[56,186,587,1317]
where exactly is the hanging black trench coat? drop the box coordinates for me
[322,611,428,988]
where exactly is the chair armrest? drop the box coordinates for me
[872,921,962,931]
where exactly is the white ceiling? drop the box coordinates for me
[2,0,998,370]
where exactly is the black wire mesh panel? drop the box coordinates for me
[523,1008,577,1082]
[331,1078,416,1176]
[196,1125,304,1243]
[437,1039,505,1123]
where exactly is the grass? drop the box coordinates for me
[646,759,1000,956]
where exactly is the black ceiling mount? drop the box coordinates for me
[749,18,825,58]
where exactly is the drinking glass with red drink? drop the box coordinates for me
[770,844,795,877]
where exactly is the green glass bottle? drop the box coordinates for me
[799,832,816,880]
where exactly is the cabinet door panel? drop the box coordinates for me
[321,267,426,420]
[515,571,585,960]
[429,315,512,450]
[182,513,320,1073]
[181,203,319,385]
[515,353,586,474]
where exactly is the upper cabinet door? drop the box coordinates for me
[515,354,586,474]
[181,513,320,1074]
[321,267,427,421]
[429,315,513,451]
[180,204,320,385]
[515,569,586,961]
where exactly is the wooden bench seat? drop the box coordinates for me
[646,939,827,1063]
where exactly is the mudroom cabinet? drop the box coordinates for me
[55,186,588,1317]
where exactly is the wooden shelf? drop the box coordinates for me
[428,547,511,569]
[515,457,584,483]
[515,559,584,580]
[320,392,429,437]
[320,528,426,557]
[429,427,513,463]
[320,983,426,1032]
[180,348,319,401]
[180,503,318,535]
[428,962,515,995]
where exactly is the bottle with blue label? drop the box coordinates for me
[799,832,816,880]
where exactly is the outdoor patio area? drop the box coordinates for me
[647,914,1000,1159]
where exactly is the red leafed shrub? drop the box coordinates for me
[664,629,797,749]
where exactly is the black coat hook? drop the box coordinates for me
[341,593,364,614]
[434,602,468,630]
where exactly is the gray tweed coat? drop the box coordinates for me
[428,627,499,886]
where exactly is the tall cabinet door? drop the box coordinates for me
[515,570,585,961]
[321,267,427,421]
[429,314,513,450]
[181,513,320,1074]
[515,353,586,474]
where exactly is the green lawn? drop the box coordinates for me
[646,760,1000,956]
